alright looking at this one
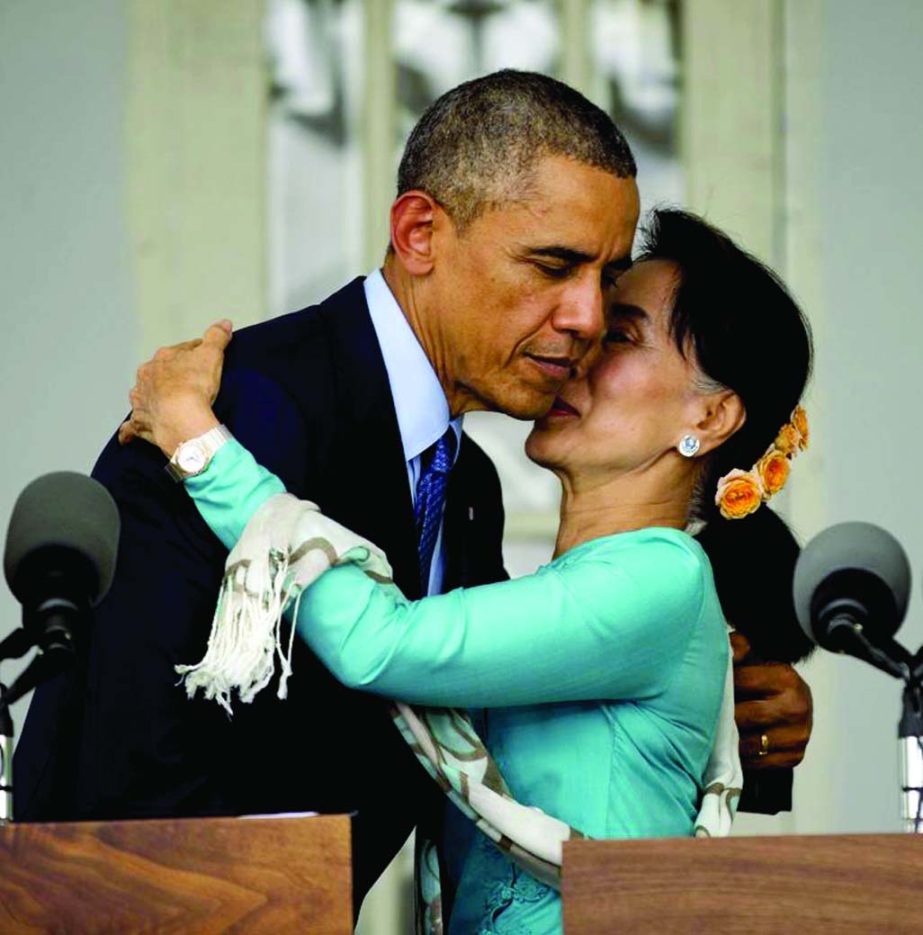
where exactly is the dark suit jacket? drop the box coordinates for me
[14,278,507,904]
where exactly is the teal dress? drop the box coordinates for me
[185,440,729,934]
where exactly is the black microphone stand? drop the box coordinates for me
[0,686,12,824]
[0,625,77,824]
[899,679,923,833]
[0,632,34,825]
[898,649,923,834]
[826,620,923,833]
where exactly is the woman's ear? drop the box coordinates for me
[389,191,440,276]
[693,390,746,456]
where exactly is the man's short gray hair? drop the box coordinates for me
[397,70,637,230]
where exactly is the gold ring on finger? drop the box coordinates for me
[758,733,770,757]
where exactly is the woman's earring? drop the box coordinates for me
[678,434,700,458]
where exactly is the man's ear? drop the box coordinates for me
[390,191,440,275]
[694,390,746,456]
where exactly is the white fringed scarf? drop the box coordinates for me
[178,493,742,933]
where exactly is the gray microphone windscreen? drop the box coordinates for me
[793,521,911,641]
[3,472,120,606]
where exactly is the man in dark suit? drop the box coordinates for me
[15,70,811,908]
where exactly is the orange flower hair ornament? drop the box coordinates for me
[715,406,809,520]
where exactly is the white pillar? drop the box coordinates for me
[558,0,593,99]
[361,0,397,270]
[681,0,785,267]
[125,0,269,352]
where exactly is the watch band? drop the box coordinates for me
[165,424,233,483]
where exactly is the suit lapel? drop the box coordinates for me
[308,279,505,599]
[443,436,479,592]
[441,455,463,593]
[314,280,422,599]
[443,433,510,592]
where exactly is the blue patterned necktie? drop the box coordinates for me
[414,428,457,593]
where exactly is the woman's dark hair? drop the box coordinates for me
[638,208,814,662]
[697,509,814,662]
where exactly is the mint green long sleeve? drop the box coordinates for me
[187,439,719,709]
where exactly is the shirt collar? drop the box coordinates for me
[364,269,463,464]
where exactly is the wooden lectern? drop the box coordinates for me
[0,814,352,933]
[564,834,923,933]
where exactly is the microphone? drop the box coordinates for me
[794,522,923,832]
[1,472,119,823]
[793,521,912,679]
[3,472,120,702]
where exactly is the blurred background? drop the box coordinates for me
[1,0,922,931]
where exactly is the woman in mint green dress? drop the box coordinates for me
[123,210,812,934]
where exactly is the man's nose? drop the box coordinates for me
[552,279,605,342]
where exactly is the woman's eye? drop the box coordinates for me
[604,328,632,344]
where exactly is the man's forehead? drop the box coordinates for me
[529,154,638,205]
[501,166,639,249]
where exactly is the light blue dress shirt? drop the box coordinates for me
[364,269,463,595]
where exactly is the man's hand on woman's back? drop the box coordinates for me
[732,632,813,770]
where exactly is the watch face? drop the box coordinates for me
[177,443,207,474]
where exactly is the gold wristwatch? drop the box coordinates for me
[166,424,233,482]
